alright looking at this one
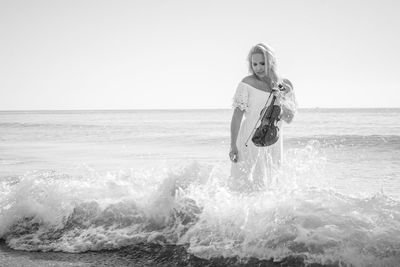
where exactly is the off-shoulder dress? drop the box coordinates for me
[230,81,284,191]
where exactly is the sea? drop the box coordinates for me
[0,108,399,267]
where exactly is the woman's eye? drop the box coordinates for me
[261,63,265,66]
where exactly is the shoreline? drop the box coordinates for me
[0,239,334,267]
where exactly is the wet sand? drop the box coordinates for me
[0,239,325,267]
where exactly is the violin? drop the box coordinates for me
[250,83,286,147]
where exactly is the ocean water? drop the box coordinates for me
[0,109,400,266]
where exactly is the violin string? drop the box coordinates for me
[244,92,275,147]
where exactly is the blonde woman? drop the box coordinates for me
[229,43,297,192]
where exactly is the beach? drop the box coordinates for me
[1,109,400,266]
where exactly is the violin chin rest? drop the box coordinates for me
[251,124,280,147]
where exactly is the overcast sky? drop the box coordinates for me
[1,0,399,110]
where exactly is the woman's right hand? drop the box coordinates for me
[229,145,239,163]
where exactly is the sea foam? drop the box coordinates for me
[1,146,400,266]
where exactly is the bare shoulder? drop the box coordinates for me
[241,75,257,87]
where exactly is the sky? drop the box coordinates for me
[0,0,399,110]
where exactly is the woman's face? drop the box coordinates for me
[251,53,267,78]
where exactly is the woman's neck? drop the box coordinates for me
[254,74,270,83]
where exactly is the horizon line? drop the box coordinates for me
[1,107,400,112]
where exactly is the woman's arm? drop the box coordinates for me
[279,78,297,124]
[230,107,244,162]
[280,103,295,123]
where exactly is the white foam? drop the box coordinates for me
[0,147,400,266]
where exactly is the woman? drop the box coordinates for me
[229,43,297,192]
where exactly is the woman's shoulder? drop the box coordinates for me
[240,75,271,91]
[240,75,258,87]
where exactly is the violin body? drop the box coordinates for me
[247,80,293,147]
[251,97,282,147]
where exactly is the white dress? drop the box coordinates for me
[230,81,283,191]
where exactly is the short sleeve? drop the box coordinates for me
[279,79,298,123]
[232,82,249,111]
